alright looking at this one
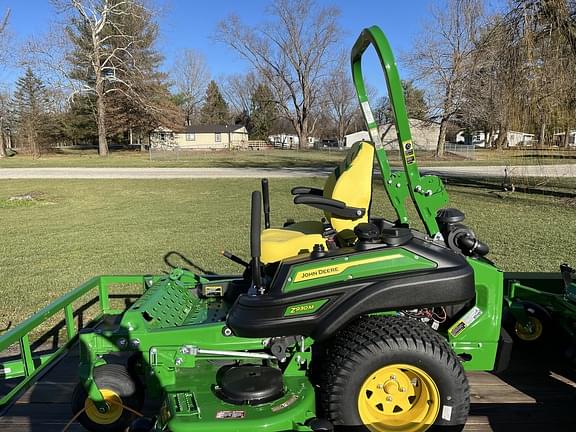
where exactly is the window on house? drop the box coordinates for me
[215,133,221,142]
[186,133,195,141]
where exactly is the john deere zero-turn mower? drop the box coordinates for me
[0,26,511,432]
[64,26,510,432]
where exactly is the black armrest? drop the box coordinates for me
[294,194,365,219]
[291,187,323,196]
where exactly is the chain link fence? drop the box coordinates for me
[444,143,476,160]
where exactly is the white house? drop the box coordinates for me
[149,125,249,150]
[380,119,440,151]
[341,121,439,151]
[268,134,316,148]
[343,131,370,148]
[456,130,535,147]
[553,130,576,146]
[507,131,536,147]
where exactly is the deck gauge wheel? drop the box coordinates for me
[72,364,144,432]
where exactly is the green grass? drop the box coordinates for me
[0,149,344,168]
[1,147,576,168]
[443,175,576,195]
[0,178,575,330]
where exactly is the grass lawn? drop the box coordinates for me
[1,147,576,168]
[0,178,575,330]
[0,149,345,169]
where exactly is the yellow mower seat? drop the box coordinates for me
[260,221,325,264]
[260,141,375,264]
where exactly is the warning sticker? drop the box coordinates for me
[449,306,482,337]
[361,101,375,125]
[216,410,245,419]
[442,405,453,421]
[403,141,416,164]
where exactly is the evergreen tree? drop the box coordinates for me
[250,83,276,140]
[13,67,48,156]
[377,81,429,124]
[64,94,98,145]
[200,81,229,124]
[403,80,429,121]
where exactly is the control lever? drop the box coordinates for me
[221,251,250,268]
[262,179,271,229]
[250,191,264,294]
[561,263,575,291]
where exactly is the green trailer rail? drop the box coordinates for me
[0,275,153,410]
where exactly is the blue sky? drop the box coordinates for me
[0,0,502,95]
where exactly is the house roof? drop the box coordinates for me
[183,124,245,134]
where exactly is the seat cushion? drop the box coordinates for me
[323,141,375,234]
[261,221,325,264]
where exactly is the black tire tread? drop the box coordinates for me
[319,315,470,429]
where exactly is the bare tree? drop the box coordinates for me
[459,16,520,149]
[406,0,484,157]
[172,49,210,125]
[323,52,359,145]
[222,71,259,118]
[461,1,576,148]
[0,9,10,159]
[217,0,340,149]
[0,92,11,158]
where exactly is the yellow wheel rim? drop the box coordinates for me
[515,316,543,341]
[357,364,440,432]
[84,389,124,425]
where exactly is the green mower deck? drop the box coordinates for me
[2,315,576,431]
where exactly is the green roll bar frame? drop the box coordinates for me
[0,275,150,410]
[351,25,448,236]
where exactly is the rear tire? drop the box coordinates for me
[72,364,144,432]
[319,316,469,432]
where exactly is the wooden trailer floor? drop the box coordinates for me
[1,347,575,432]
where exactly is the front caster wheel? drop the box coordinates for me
[72,364,144,432]
[320,316,469,432]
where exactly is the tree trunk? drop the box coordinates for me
[563,126,570,148]
[495,125,508,149]
[96,92,108,156]
[488,128,495,148]
[338,120,346,148]
[93,31,108,156]
[538,122,546,148]
[436,78,455,158]
[436,116,448,158]
[0,118,5,159]
[294,117,306,150]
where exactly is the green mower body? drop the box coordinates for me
[75,236,505,431]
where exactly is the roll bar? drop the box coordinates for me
[351,26,448,237]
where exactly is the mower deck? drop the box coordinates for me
[1,339,575,432]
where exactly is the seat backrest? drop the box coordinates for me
[323,141,375,234]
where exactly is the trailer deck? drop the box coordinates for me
[1,344,575,432]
